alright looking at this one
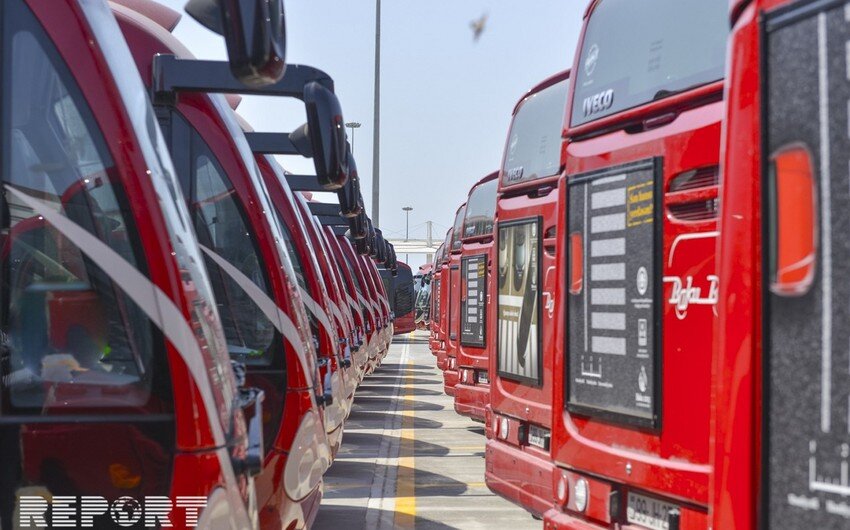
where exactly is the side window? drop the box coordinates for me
[277,216,320,339]
[187,131,277,367]
[0,3,167,414]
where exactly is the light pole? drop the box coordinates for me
[403,206,413,262]
[372,0,381,226]
[345,122,361,153]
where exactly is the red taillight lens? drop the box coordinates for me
[555,472,570,506]
[770,146,816,296]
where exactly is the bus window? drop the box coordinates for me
[463,179,497,238]
[502,79,568,187]
[571,0,726,126]
[1,9,166,415]
[188,129,278,367]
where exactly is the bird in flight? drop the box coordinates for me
[470,12,488,42]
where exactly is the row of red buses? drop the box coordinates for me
[433,0,726,524]
[0,0,406,528]
[433,0,850,529]
[453,172,498,422]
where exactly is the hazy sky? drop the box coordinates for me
[157,1,585,268]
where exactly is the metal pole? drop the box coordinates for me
[403,206,413,241]
[371,0,381,226]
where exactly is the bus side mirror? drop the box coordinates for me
[185,0,286,86]
[348,212,367,240]
[338,148,363,217]
[289,82,348,190]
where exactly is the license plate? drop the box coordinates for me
[627,492,677,530]
[477,371,489,384]
[527,425,550,450]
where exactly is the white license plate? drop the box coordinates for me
[627,492,677,530]
[477,371,489,384]
[527,425,550,450]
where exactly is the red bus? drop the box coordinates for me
[454,172,498,422]
[443,204,467,397]
[434,230,453,371]
[0,0,280,526]
[713,0,850,528]
[384,261,416,335]
[485,70,570,518]
[546,1,727,528]
[429,243,446,354]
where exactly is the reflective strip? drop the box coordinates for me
[7,187,227,445]
[347,293,359,314]
[199,245,312,378]
[298,286,335,339]
[327,297,347,331]
[358,293,376,319]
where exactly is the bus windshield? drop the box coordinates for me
[571,0,727,126]
[502,79,569,187]
[463,179,497,239]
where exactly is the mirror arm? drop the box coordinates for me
[285,174,324,192]
[314,214,349,227]
[153,55,334,103]
[308,202,343,216]
[245,132,301,155]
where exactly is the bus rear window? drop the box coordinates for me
[502,79,569,187]
[463,179,497,239]
[571,0,727,127]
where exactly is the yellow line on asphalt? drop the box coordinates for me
[394,335,417,527]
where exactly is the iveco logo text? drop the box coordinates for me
[17,495,208,528]
[582,89,614,117]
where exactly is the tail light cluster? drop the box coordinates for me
[551,468,614,526]
[491,413,537,447]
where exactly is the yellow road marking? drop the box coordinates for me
[394,346,417,527]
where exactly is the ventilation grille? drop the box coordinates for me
[668,199,719,221]
[669,166,719,192]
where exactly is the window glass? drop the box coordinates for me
[571,0,727,126]
[277,215,320,338]
[1,19,165,414]
[502,79,568,186]
[189,134,276,366]
[450,206,467,252]
[463,179,498,239]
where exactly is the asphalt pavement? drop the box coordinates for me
[313,331,539,530]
